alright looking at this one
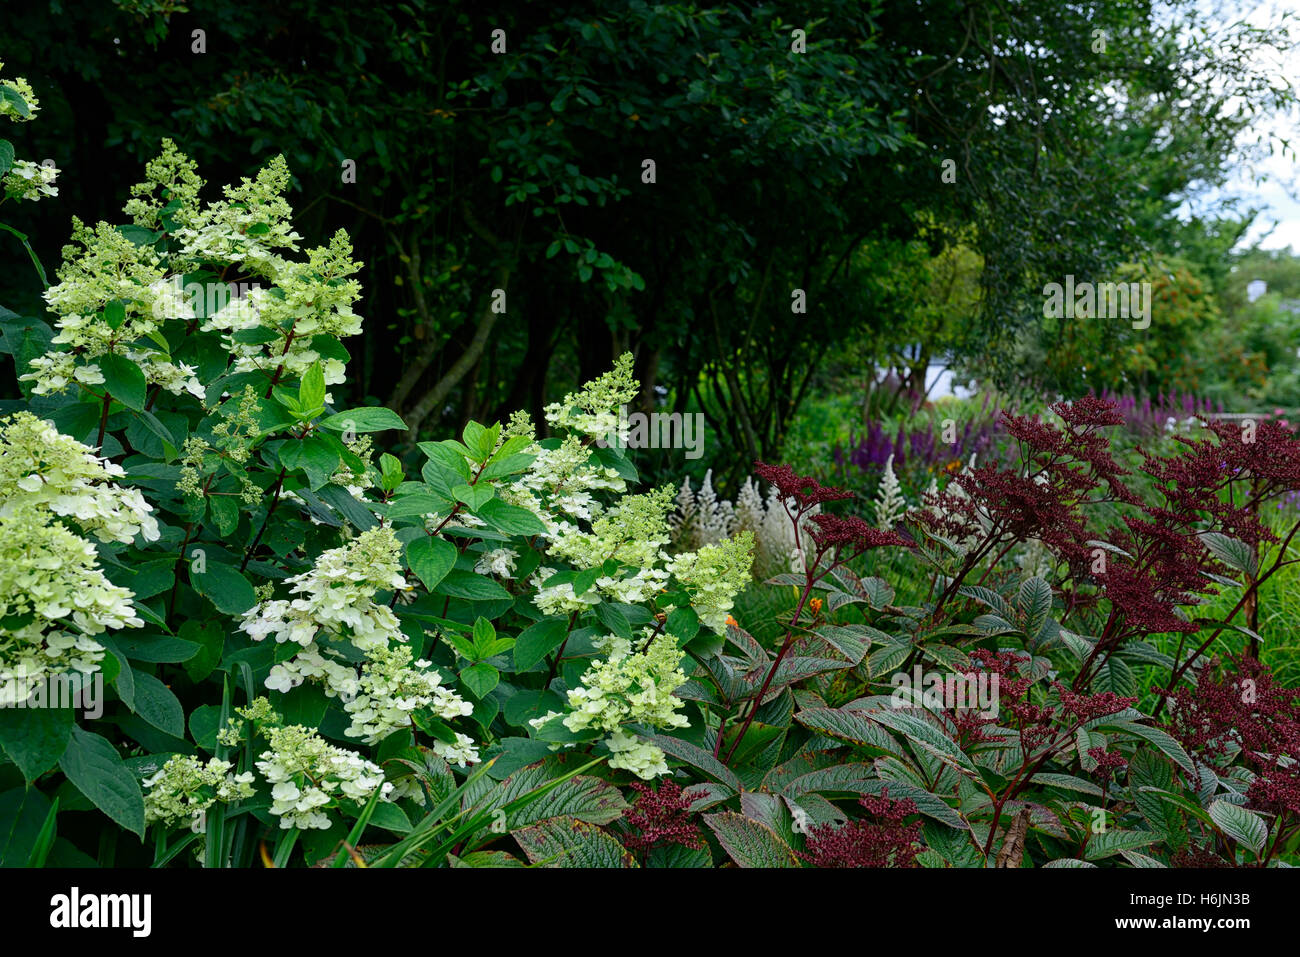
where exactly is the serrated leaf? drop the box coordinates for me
[514,816,637,867]
[794,707,901,755]
[704,811,800,868]
[647,733,741,790]
[1200,532,1258,579]
[1084,830,1161,860]
[868,708,979,776]
[1208,799,1267,854]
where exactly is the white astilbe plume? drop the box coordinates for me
[669,472,823,578]
[668,476,698,545]
[873,454,907,529]
[668,470,735,549]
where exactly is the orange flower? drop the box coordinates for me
[725,615,738,627]
[809,598,824,615]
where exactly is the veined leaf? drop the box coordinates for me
[704,811,799,868]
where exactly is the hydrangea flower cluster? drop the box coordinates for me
[0,62,59,203]
[0,412,157,699]
[172,152,303,278]
[255,724,395,830]
[506,434,626,526]
[532,632,689,779]
[665,533,755,634]
[20,217,201,400]
[240,525,409,653]
[543,351,638,437]
[202,228,363,388]
[343,643,473,747]
[121,138,205,232]
[241,527,481,760]
[474,546,518,578]
[547,486,676,570]
[0,411,160,543]
[4,160,59,202]
[142,755,256,832]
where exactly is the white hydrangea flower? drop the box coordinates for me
[431,732,481,769]
[238,525,409,653]
[604,730,669,780]
[0,413,156,698]
[545,632,691,737]
[474,547,518,578]
[255,724,394,830]
[342,644,472,745]
[3,159,58,202]
[665,533,754,635]
[142,756,255,831]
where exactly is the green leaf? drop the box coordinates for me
[316,483,379,530]
[298,361,326,414]
[0,140,13,177]
[476,497,547,536]
[190,561,257,615]
[1208,799,1267,854]
[0,703,73,783]
[1098,720,1195,776]
[647,733,741,790]
[459,662,499,698]
[452,483,495,512]
[320,407,408,433]
[0,787,52,866]
[434,570,512,601]
[180,620,226,683]
[867,709,979,776]
[1200,532,1258,579]
[98,354,148,411]
[130,669,186,737]
[279,435,340,490]
[406,536,456,591]
[368,802,412,835]
[0,86,31,118]
[514,816,637,867]
[704,811,800,868]
[513,617,572,672]
[592,601,632,640]
[103,299,127,330]
[1084,830,1162,861]
[57,727,145,839]
[462,421,499,461]
[1029,773,1105,798]
[209,495,240,536]
[466,764,630,839]
[793,707,901,755]
[1018,576,1054,640]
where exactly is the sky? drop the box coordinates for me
[1201,0,1300,251]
